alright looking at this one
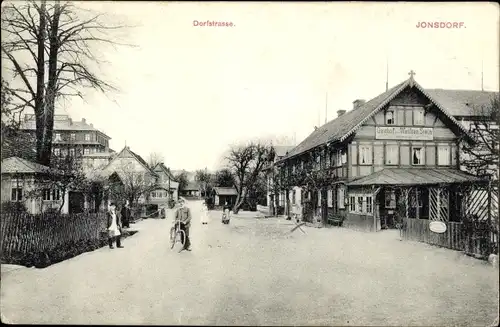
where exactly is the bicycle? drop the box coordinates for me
[170,220,186,251]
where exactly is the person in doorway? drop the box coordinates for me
[107,202,123,249]
[121,201,131,228]
[174,199,192,251]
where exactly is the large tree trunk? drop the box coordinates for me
[41,0,62,166]
[35,0,47,165]
[232,188,246,214]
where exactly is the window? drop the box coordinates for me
[54,148,60,156]
[327,189,333,207]
[84,148,90,155]
[359,145,372,164]
[414,108,425,125]
[316,154,321,170]
[11,187,22,201]
[438,146,450,166]
[317,192,321,207]
[330,152,335,167]
[69,149,75,156]
[386,145,399,165]
[84,134,90,141]
[70,133,76,141]
[61,149,68,157]
[338,187,345,209]
[412,147,424,165]
[43,189,51,201]
[341,150,347,164]
[54,133,62,141]
[350,196,356,212]
[52,189,60,201]
[366,196,373,213]
[385,189,396,209]
[292,190,296,205]
[357,196,363,212]
[386,110,395,125]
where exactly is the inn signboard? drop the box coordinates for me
[375,127,434,141]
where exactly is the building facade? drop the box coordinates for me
[276,73,496,232]
[20,114,112,158]
[1,156,69,214]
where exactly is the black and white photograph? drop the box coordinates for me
[1,1,499,325]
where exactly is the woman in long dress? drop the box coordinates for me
[200,202,209,224]
[107,202,123,249]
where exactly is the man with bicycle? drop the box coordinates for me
[174,199,192,251]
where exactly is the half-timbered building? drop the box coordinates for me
[276,72,497,232]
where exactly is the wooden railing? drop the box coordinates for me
[403,218,464,251]
[403,218,498,256]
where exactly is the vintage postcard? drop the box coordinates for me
[1,1,499,326]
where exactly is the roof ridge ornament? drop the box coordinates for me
[408,70,416,87]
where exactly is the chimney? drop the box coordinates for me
[337,110,346,117]
[68,118,72,125]
[353,99,366,110]
[82,118,86,123]
[90,123,94,128]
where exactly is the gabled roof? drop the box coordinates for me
[213,187,238,196]
[153,162,175,179]
[347,168,484,186]
[184,181,200,191]
[274,145,295,158]
[282,77,475,161]
[1,156,54,174]
[101,146,157,176]
[424,89,498,117]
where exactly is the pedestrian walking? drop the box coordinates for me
[200,201,209,224]
[121,200,131,228]
[174,199,192,251]
[107,202,124,249]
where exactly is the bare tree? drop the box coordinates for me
[194,169,212,197]
[106,162,157,208]
[461,95,499,180]
[225,141,275,214]
[213,168,235,187]
[147,152,164,169]
[1,0,133,165]
[26,151,87,213]
[174,171,189,192]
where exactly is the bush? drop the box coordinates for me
[1,201,28,214]
[43,206,61,215]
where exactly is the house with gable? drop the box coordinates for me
[277,71,494,232]
[150,162,179,204]
[100,146,159,208]
[1,156,68,214]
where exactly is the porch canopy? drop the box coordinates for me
[347,168,485,187]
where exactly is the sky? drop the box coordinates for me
[6,1,500,171]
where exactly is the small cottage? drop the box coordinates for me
[1,156,68,214]
[212,187,238,207]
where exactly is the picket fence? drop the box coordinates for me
[0,212,107,256]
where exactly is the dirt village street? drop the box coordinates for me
[1,199,498,326]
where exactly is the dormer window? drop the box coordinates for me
[386,110,395,125]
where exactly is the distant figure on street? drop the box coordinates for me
[121,201,131,228]
[174,199,192,251]
[107,202,123,249]
[200,201,209,224]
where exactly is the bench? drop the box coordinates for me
[327,216,344,226]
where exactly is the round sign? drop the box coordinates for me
[429,221,447,234]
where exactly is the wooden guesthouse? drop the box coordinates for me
[276,72,497,236]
